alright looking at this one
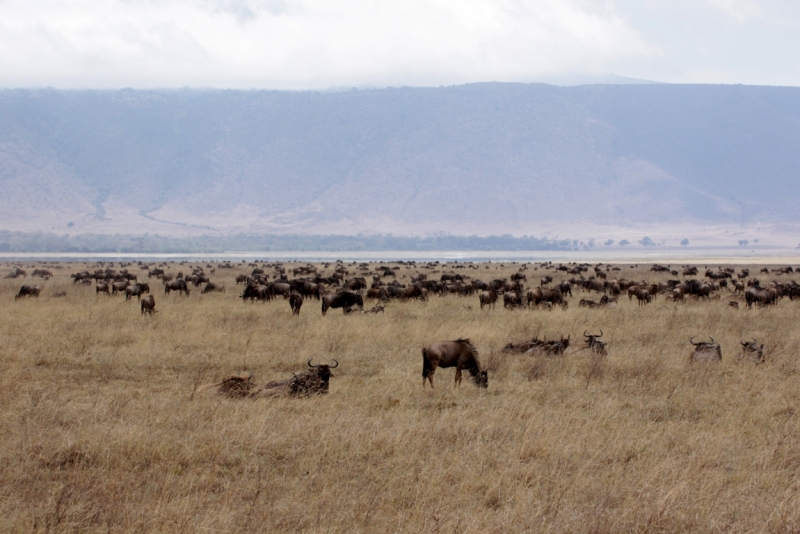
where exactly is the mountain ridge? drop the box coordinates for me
[1,83,799,239]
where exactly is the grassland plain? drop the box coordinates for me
[1,261,800,533]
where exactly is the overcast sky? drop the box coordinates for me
[1,0,798,89]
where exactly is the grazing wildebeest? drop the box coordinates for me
[400,285,428,300]
[729,301,739,309]
[164,279,190,296]
[140,295,156,315]
[260,360,338,396]
[322,291,363,315]
[540,276,553,287]
[690,337,721,363]
[96,282,111,295]
[32,269,53,279]
[125,282,150,301]
[527,288,565,308]
[289,291,303,315]
[745,288,776,308]
[479,290,498,310]
[738,339,765,363]
[636,289,652,306]
[6,267,27,278]
[422,339,487,388]
[364,304,385,314]
[15,285,41,300]
[503,290,524,309]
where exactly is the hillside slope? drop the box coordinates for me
[1,84,799,236]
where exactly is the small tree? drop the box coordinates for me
[604,239,614,246]
[619,239,630,246]
[680,238,689,246]
[639,236,655,246]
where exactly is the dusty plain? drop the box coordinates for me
[2,259,800,533]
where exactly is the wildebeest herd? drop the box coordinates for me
[6,258,797,394]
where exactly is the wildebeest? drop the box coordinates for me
[502,336,546,354]
[744,288,777,308]
[524,335,570,356]
[540,275,553,287]
[582,330,607,355]
[15,285,41,300]
[164,279,190,296]
[215,373,259,398]
[260,360,339,396]
[364,304,385,314]
[6,267,27,278]
[111,281,130,296]
[140,295,156,315]
[503,290,524,309]
[479,290,498,310]
[738,339,765,363]
[125,282,150,301]
[201,282,225,294]
[289,291,303,315]
[558,280,572,297]
[96,282,110,295]
[322,291,363,315]
[422,339,487,388]
[690,337,721,363]
[527,287,565,308]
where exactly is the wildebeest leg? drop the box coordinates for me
[454,365,463,387]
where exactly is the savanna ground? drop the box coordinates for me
[2,259,800,533]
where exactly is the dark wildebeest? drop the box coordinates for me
[15,285,41,300]
[690,337,721,363]
[165,279,190,296]
[322,291,363,315]
[540,275,553,287]
[502,337,546,354]
[503,290,524,309]
[636,289,652,306]
[422,339,487,388]
[261,360,338,396]
[96,282,111,295]
[479,290,498,310]
[202,282,225,294]
[525,335,570,356]
[364,304,385,314]
[400,285,428,300]
[140,295,156,315]
[745,288,776,308]
[738,339,765,363]
[583,330,607,355]
[289,291,303,315]
[125,282,150,301]
[527,288,565,308]
[558,280,572,297]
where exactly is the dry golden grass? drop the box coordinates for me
[1,260,800,533]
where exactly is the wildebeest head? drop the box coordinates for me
[583,330,607,355]
[295,359,339,394]
[738,339,765,363]
[690,336,722,363]
[472,369,489,388]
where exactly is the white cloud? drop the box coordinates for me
[706,0,762,22]
[0,0,655,88]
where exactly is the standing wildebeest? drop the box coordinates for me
[558,280,572,297]
[503,290,524,309]
[479,290,498,310]
[738,339,765,363]
[125,282,150,301]
[15,285,41,300]
[111,280,130,296]
[422,339,488,388]
[289,292,303,315]
[260,360,339,396]
[164,279,190,296]
[690,337,721,363]
[140,295,156,315]
[321,291,363,315]
[540,275,553,287]
[96,282,111,296]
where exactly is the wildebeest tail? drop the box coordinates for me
[422,348,431,378]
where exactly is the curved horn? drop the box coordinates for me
[709,337,715,344]
[329,359,339,368]
[583,330,589,338]
[740,341,747,347]
[599,329,603,337]
[690,337,699,345]
[308,359,319,368]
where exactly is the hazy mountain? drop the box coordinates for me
[1,83,799,238]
